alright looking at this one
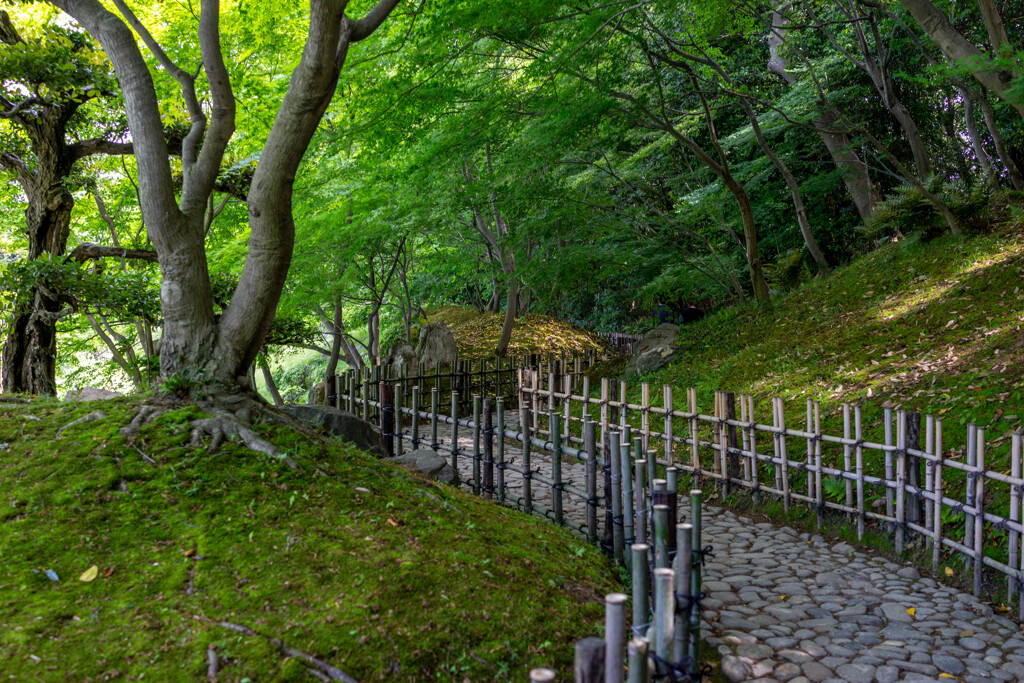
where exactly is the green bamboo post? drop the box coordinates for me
[653,568,675,680]
[483,397,494,498]
[646,450,656,502]
[551,412,564,525]
[689,489,703,676]
[585,418,599,542]
[575,637,606,683]
[605,593,627,683]
[626,638,649,683]
[674,522,693,662]
[361,366,369,422]
[634,459,648,545]
[450,390,460,476]
[430,387,439,450]
[496,398,505,502]
[653,504,669,570]
[394,382,404,457]
[471,395,482,495]
[610,431,624,565]
[621,439,634,571]
[411,386,420,449]
[345,369,354,413]
[631,544,650,638]
[521,404,533,514]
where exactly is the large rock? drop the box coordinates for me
[625,323,680,376]
[389,449,458,485]
[64,387,122,402]
[384,342,417,373]
[281,404,387,458]
[416,322,458,367]
[307,381,327,405]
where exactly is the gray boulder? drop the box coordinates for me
[307,381,327,405]
[384,342,417,373]
[626,323,680,376]
[389,449,458,485]
[416,322,458,367]
[281,404,386,458]
[64,387,122,402]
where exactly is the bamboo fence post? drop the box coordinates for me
[621,438,634,566]
[552,413,564,525]
[674,522,693,663]
[605,593,628,683]
[907,411,923,529]
[380,382,394,458]
[575,637,606,683]
[1011,432,1022,607]
[843,404,853,514]
[533,368,541,431]
[713,391,723,482]
[855,405,865,539]
[345,370,353,413]
[635,459,648,546]
[726,392,739,493]
[663,385,673,467]
[774,398,790,513]
[497,398,506,504]
[410,386,420,449]
[925,415,935,540]
[586,418,598,542]
[610,431,624,565]
[739,393,749,483]
[652,568,675,680]
[361,366,369,422]
[884,406,895,529]
[631,543,650,638]
[812,402,822,527]
[483,397,494,499]
[619,381,628,435]
[530,668,556,682]
[932,419,944,576]
[747,395,759,504]
[805,399,814,506]
[394,383,404,457]
[472,395,482,496]
[582,376,592,426]
[430,387,439,451]
[688,489,703,675]
[646,451,656,505]
[688,388,699,471]
[548,368,556,418]
[641,383,651,454]
[974,428,986,597]
[653,503,669,570]
[450,390,459,475]
[966,423,977,549]
[521,404,533,515]
[626,638,649,683]
[895,409,907,553]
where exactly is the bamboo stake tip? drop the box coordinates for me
[653,567,675,578]
[689,489,702,496]
[631,543,650,552]
[606,593,629,605]
[528,668,556,682]
[677,523,693,530]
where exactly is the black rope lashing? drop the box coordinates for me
[675,591,707,613]
[694,544,715,568]
[648,651,698,681]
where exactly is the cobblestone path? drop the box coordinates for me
[411,421,1024,682]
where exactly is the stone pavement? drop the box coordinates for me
[411,418,1024,682]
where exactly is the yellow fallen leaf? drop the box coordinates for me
[79,565,98,583]
[780,595,787,600]
[944,566,954,577]
[907,607,916,617]
[939,674,956,679]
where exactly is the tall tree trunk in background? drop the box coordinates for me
[495,280,517,357]
[258,354,283,405]
[898,0,1024,119]
[739,98,831,276]
[1,113,74,395]
[769,4,878,222]
[961,90,994,176]
[978,91,1024,189]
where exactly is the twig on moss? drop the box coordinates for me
[209,619,359,683]
[206,644,219,681]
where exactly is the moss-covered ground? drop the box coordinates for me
[0,397,619,681]
[425,306,610,360]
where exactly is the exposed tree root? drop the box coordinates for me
[119,404,167,439]
[57,409,106,437]
[206,644,220,682]
[206,618,359,683]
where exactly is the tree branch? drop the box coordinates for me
[67,242,159,263]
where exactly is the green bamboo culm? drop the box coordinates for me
[551,412,563,525]
[689,489,703,676]
[631,543,650,638]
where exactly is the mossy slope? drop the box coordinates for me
[426,306,610,359]
[0,398,617,681]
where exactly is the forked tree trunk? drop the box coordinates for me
[495,280,518,357]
